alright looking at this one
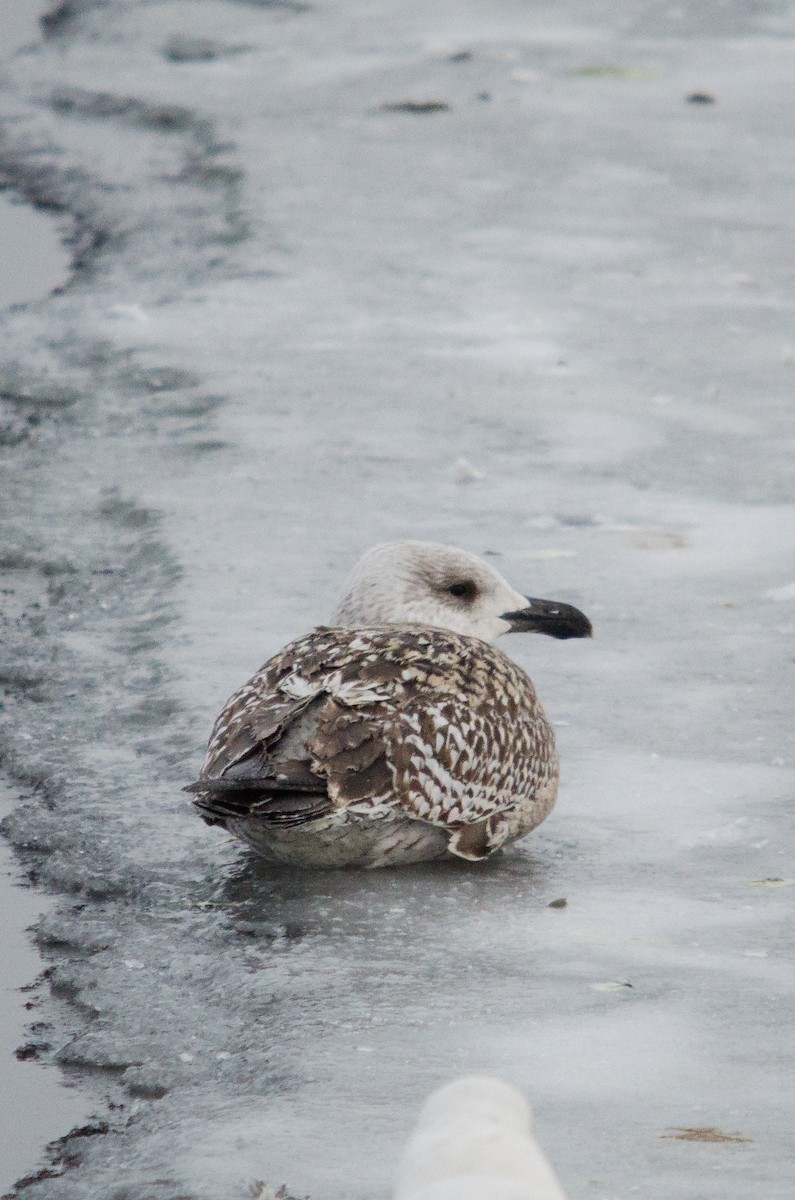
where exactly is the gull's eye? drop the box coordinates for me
[447,580,478,601]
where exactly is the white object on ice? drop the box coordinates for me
[394,1075,569,1200]
[106,302,150,323]
[453,456,485,482]
[764,581,795,601]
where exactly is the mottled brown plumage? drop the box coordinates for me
[187,542,590,867]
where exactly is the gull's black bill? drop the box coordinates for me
[501,597,593,640]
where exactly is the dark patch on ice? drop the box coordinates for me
[9,1164,64,1193]
[661,1126,751,1144]
[40,0,108,39]
[163,37,251,65]
[10,1120,112,1195]
[96,493,158,529]
[50,88,205,137]
[19,968,54,995]
[54,1041,137,1074]
[156,393,225,418]
[686,91,716,104]
[0,375,80,412]
[554,513,601,527]
[50,1121,110,1143]
[233,0,311,11]
[0,548,77,574]
[15,1042,51,1061]
[123,1075,170,1101]
[380,99,452,114]
[180,438,231,456]
[249,1186,312,1200]
[0,411,39,447]
[67,226,114,277]
[0,669,47,701]
[175,156,245,190]
[0,364,80,442]
[567,65,658,80]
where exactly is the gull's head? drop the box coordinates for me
[330,541,592,643]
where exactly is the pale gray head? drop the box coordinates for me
[330,541,592,643]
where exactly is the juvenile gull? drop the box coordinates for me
[186,541,591,868]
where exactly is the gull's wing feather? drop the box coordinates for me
[187,625,554,854]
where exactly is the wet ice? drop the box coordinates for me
[0,0,794,1197]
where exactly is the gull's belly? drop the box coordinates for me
[226,810,450,868]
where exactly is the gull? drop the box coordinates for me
[186,541,591,868]
[394,1075,569,1200]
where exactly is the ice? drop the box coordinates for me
[1,0,794,1197]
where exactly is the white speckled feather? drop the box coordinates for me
[188,542,590,867]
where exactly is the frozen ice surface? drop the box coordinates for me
[0,780,94,1197]
[0,0,793,1197]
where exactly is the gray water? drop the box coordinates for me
[0,195,69,307]
[0,3,86,1194]
[0,0,71,306]
[0,1,793,1197]
[0,784,92,1196]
